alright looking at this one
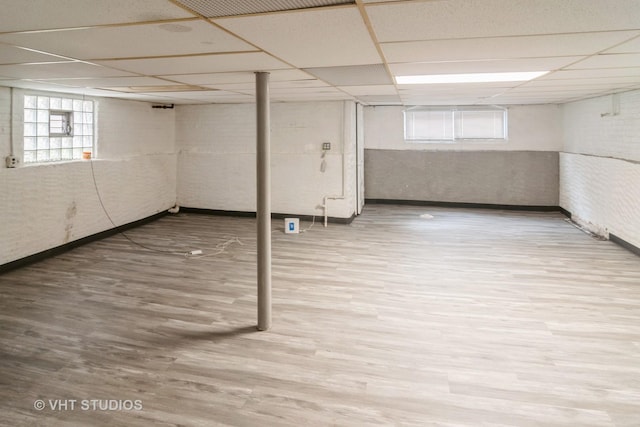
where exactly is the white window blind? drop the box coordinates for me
[405,107,507,142]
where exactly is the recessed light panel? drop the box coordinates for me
[396,71,549,84]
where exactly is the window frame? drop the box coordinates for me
[49,110,74,137]
[404,106,508,143]
[23,94,95,164]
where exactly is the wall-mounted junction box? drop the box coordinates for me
[322,142,331,151]
[5,155,18,168]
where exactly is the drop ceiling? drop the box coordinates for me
[0,0,639,105]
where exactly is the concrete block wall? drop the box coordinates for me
[363,104,563,206]
[177,101,357,219]
[0,88,177,265]
[560,89,640,248]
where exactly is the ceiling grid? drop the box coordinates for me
[0,0,638,105]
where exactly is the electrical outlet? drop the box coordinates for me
[5,155,18,168]
[322,142,331,151]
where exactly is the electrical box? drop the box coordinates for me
[5,155,18,168]
[322,142,331,151]
[284,218,299,234]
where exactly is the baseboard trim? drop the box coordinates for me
[609,234,640,257]
[559,207,572,218]
[0,211,168,275]
[365,199,561,212]
[180,207,356,225]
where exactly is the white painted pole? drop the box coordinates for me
[256,72,272,331]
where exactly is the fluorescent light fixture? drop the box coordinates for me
[395,71,549,85]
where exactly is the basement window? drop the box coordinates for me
[23,95,95,164]
[404,106,507,142]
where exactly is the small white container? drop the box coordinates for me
[284,218,299,234]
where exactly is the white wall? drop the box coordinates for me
[364,104,563,151]
[177,101,357,219]
[560,89,640,248]
[363,104,562,205]
[0,88,177,265]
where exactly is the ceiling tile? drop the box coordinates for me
[389,57,582,77]
[382,32,639,64]
[367,0,640,42]
[520,76,640,87]
[0,0,194,33]
[96,52,290,75]
[0,20,255,60]
[164,69,314,85]
[214,7,380,67]
[541,68,640,79]
[605,35,640,53]
[338,85,397,96]
[31,76,178,88]
[567,53,640,69]
[175,0,354,18]
[356,94,402,105]
[303,64,391,86]
[0,44,71,64]
[0,62,135,80]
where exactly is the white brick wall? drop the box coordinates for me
[177,101,356,218]
[0,89,177,265]
[563,90,640,161]
[561,89,640,249]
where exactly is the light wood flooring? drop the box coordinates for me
[1,205,640,426]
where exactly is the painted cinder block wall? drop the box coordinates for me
[176,100,357,219]
[560,89,640,248]
[363,104,563,206]
[0,88,177,265]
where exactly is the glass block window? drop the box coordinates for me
[23,95,94,163]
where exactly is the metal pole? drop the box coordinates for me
[256,72,272,331]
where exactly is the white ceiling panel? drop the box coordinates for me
[567,53,640,69]
[0,79,135,97]
[200,83,254,92]
[357,94,402,104]
[389,57,582,77]
[367,0,640,42]
[162,90,255,103]
[0,0,194,33]
[271,93,353,102]
[519,77,640,87]
[31,76,178,88]
[0,44,71,65]
[605,36,640,53]
[303,64,391,86]
[164,69,314,85]
[97,52,291,76]
[0,20,255,60]
[381,32,639,64]
[541,68,640,79]
[400,96,494,105]
[214,7,380,67]
[339,85,398,96]
[399,86,512,97]
[0,62,136,80]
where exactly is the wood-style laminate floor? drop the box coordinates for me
[1,205,639,427]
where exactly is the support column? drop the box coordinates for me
[256,72,272,331]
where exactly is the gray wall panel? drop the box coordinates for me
[365,150,559,206]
